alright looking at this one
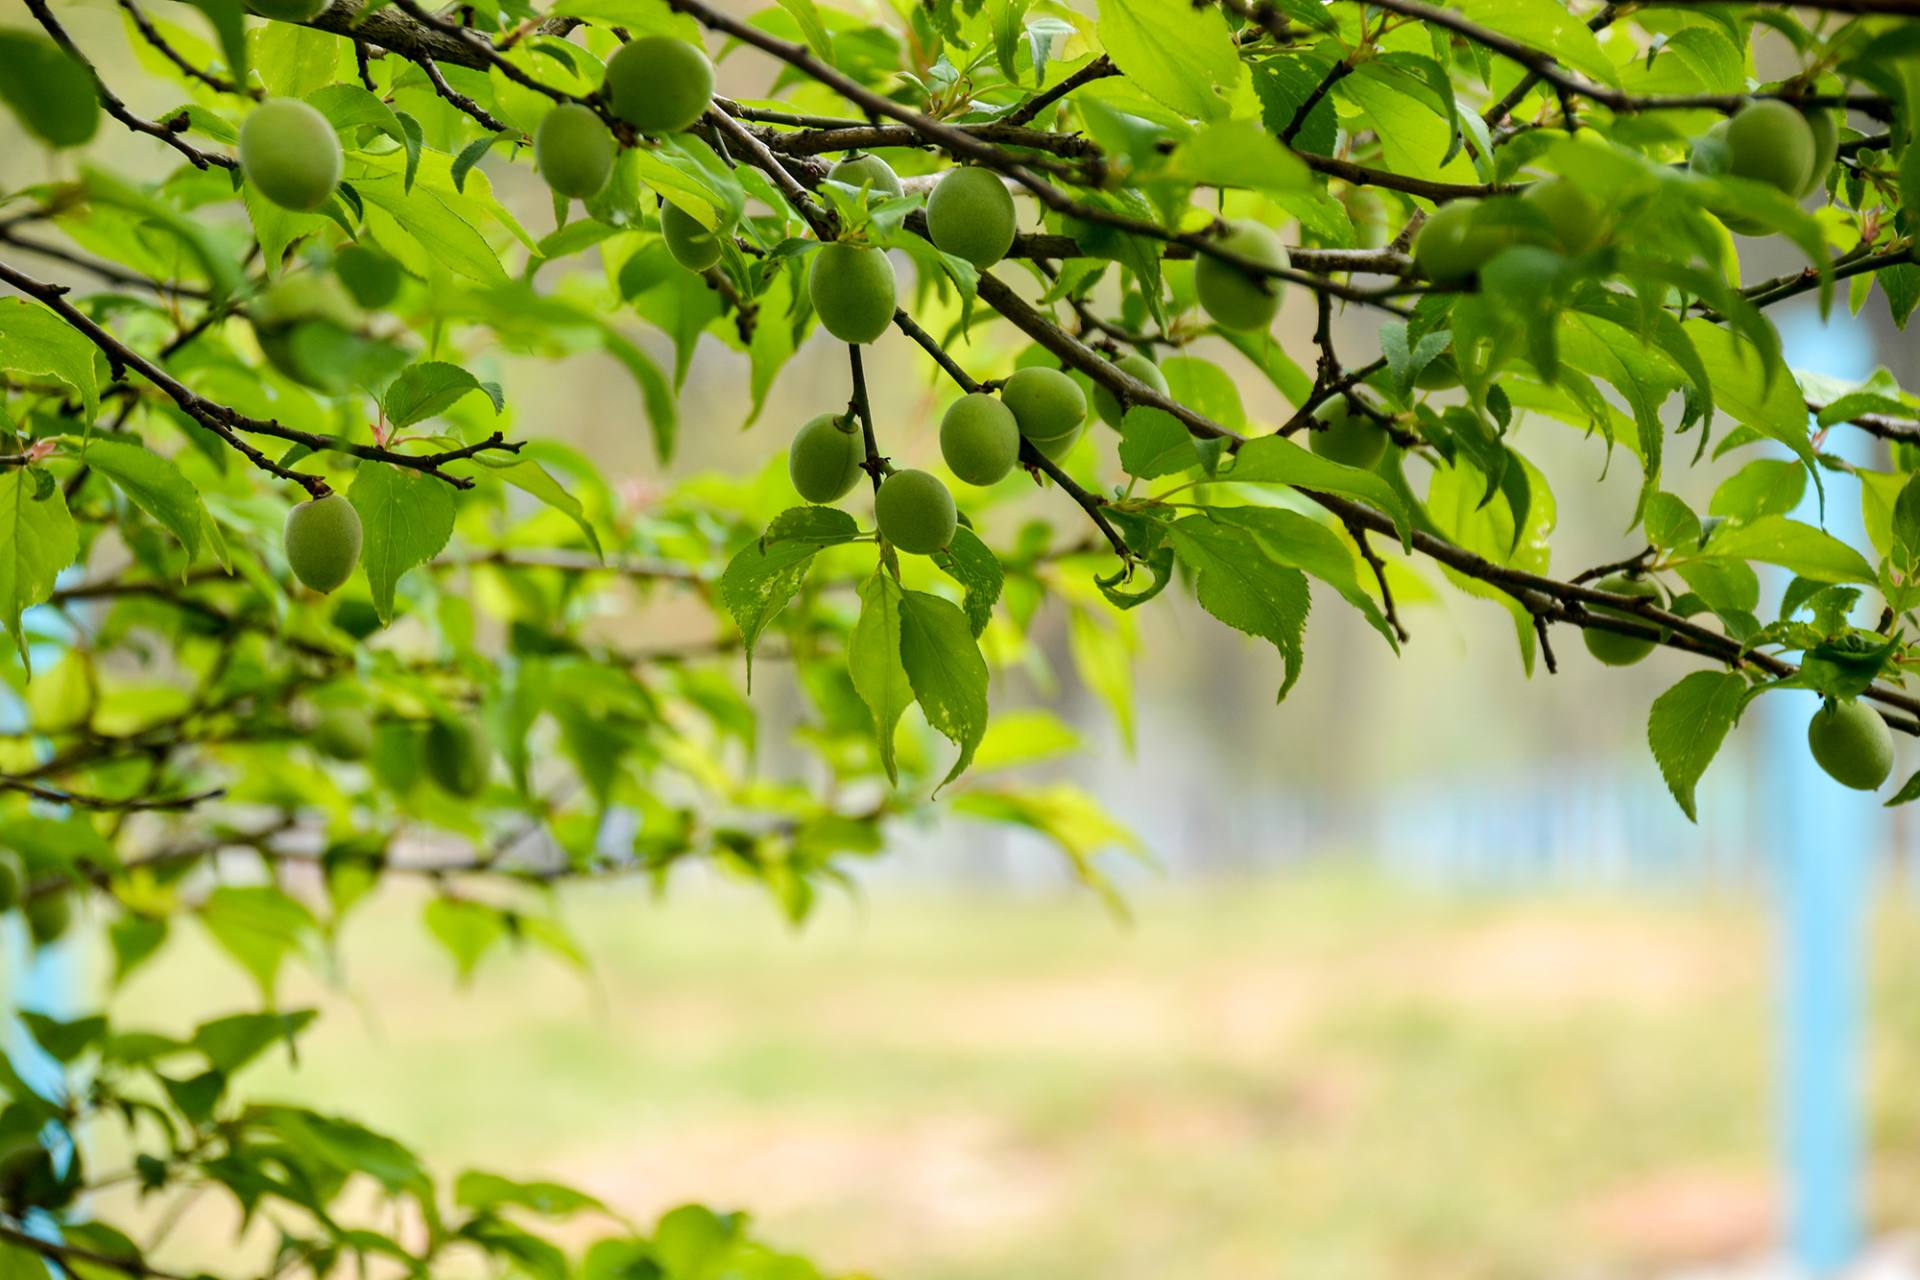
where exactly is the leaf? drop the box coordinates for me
[455,1172,606,1218]
[1212,507,1399,650]
[181,0,247,90]
[1886,768,1920,808]
[717,506,858,684]
[1164,120,1309,193]
[382,361,505,429]
[849,574,911,785]
[489,459,601,558]
[307,83,406,152]
[1167,514,1310,699]
[1118,406,1200,479]
[932,527,1002,637]
[423,898,505,982]
[198,885,317,999]
[897,589,990,790]
[1222,436,1413,548]
[84,441,203,559]
[1647,670,1748,821]
[0,297,99,421]
[1095,0,1249,121]
[1683,319,1813,478]
[1694,515,1875,585]
[0,468,78,674]
[1454,0,1617,85]
[192,1009,316,1073]
[0,30,98,147]
[348,464,458,624]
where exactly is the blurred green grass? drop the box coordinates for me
[101,868,1920,1279]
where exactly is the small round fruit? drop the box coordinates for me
[1800,108,1839,198]
[1091,354,1170,429]
[284,493,363,594]
[1414,199,1515,286]
[1722,99,1817,196]
[534,104,615,199]
[253,274,359,389]
[1307,397,1388,469]
[239,98,341,213]
[24,891,70,948]
[423,717,490,797]
[808,243,896,344]
[1032,422,1085,462]
[874,469,957,556]
[661,201,726,272]
[940,394,1019,486]
[313,705,374,761]
[604,35,713,135]
[827,153,903,199]
[1194,220,1289,332]
[1581,573,1664,666]
[1521,177,1604,253]
[925,167,1017,269]
[333,244,402,309]
[1808,699,1894,791]
[789,412,865,503]
[1001,366,1085,447]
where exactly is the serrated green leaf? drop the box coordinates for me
[1167,514,1310,699]
[898,589,990,790]
[849,573,911,785]
[347,463,458,623]
[84,440,204,559]
[0,468,77,674]
[1648,670,1747,821]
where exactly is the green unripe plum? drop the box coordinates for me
[1688,122,1767,234]
[1808,699,1894,791]
[333,245,402,309]
[313,705,375,761]
[1722,99,1817,196]
[789,412,864,503]
[1800,108,1839,198]
[1521,177,1605,253]
[1032,422,1085,462]
[1414,199,1515,286]
[661,201,726,272]
[1413,354,1461,390]
[534,104,615,199]
[239,99,342,213]
[940,393,1019,486]
[1194,220,1289,332]
[1001,366,1085,447]
[24,891,70,948]
[254,273,360,387]
[808,243,896,344]
[423,717,491,797]
[604,36,713,135]
[827,153,903,199]
[1091,354,1170,429]
[874,469,957,556]
[1308,397,1388,469]
[284,493,363,594]
[0,858,20,914]
[925,167,1017,268]
[1581,573,1664,666]
[245,0,328,18]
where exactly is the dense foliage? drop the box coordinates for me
[2,0,1919,1272]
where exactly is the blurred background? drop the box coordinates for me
[10,2,1920,1275]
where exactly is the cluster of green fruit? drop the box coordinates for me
[1405,99,1836,291]
[787,363,1091,556]
[237,34,716,219]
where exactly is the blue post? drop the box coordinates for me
[1769,307,1878,1274]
